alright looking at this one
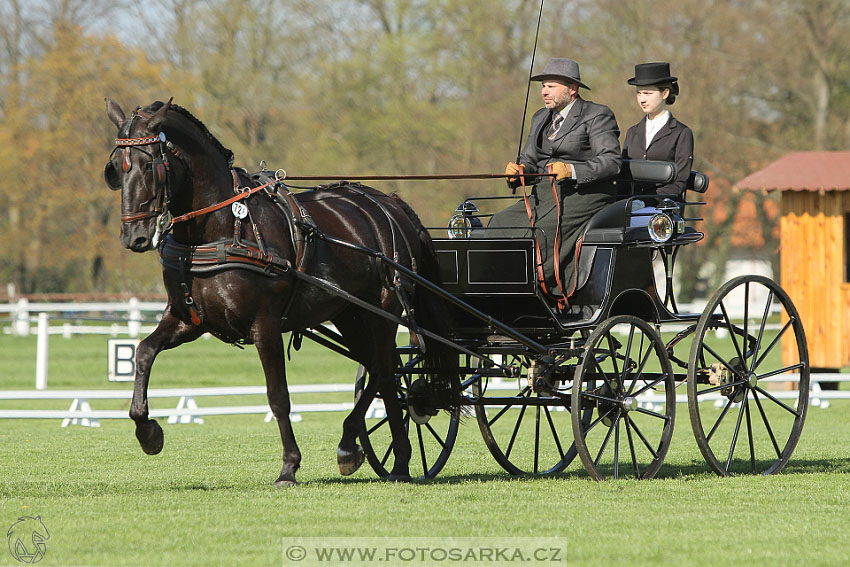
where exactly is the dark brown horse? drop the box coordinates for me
[104,98,459,485]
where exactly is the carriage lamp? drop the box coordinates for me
[648,213,673,243]
[447,201,482,239]
[648,199,685,243]
[657,198,686,235]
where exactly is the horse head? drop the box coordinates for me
[104,98,183,252]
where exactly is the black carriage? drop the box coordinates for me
[355,160,810,480]
[105,99,809,485]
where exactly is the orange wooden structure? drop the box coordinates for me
[735,151,850,370]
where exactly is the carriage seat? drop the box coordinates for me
[580,161,709,246]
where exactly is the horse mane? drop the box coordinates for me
[144,100,235,167]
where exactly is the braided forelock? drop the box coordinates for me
[143,100,235,167]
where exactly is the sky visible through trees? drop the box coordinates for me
[1,0,848,297]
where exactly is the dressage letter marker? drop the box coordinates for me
[108,339,140,382]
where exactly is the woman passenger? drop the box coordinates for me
[622,62,694,197]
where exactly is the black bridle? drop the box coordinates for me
[104,110,178,226]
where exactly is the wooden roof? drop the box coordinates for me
[735,151,850,192]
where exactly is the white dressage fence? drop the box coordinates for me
[0,375,846,428]
[1,299,846,427]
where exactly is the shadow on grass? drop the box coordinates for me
[298,456,850,487]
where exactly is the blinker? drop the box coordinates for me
[104,161,121,191]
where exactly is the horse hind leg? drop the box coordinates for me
[335,314,411,481]
[337,365,373,476]
[131,310,203,455]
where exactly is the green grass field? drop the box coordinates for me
[1,332,849,566]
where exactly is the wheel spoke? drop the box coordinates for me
[416,423,428,477]
[754,386,801,417]
[752,390,782,458]
[749,290,774,374]
[753,318,794,371]
[533,406,541,474]
[757,362,805,380]
[634,406,671,422]
[706,396,736,442]
[367,416,389,436]
[697,378,748,397]
[718,300,745,363]
[627,341,655,395]
[626,414,659,459]
[606,332,621,381]
[621,324,636,386]
[504,405,528,460]
[631,374,669,398]
[380,441,393,467]
[487,386,531,427]
[543,406,566,461]
[725,396,748,472]
[593,410,620,467]
[585,406,615,435]
[701,342,740,376]
[579,389,622,404]
[591,353,619,393]
[625,417,640,478]
[424,421,447,449]
[745,395,756,474]
[613,419,621,479]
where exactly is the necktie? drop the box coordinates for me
[548,113,564,141]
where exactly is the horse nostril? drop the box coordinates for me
[132,236,150,251]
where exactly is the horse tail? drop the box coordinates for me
[390,194,462,413]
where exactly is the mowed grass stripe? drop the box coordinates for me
[1,331,849,566]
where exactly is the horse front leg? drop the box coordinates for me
[131,309,203,455]
[253,327,301,487]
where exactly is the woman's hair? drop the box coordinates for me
[657,82,679,105]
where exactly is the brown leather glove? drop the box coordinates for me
[547,161,572,180]
[505,161,522,183]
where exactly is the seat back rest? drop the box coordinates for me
[687,171,709,193]
[619,159,677,184]
[583,200,631,232]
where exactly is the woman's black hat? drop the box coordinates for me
[628,62,677,86]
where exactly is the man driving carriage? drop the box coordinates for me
[485,58,621,305]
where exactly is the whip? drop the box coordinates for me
[516,0,546,163]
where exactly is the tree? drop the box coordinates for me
[0,22,165,293]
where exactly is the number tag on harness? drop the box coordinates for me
[232,202,248,219]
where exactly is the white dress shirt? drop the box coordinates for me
[644,110,670,149]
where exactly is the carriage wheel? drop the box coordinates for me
[473,353,585,475]
[572,315,676,480]
[357,353,460,480]
[687,275,809,476]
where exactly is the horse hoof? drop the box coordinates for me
[337,446,365,476]
[274,478,298,488]
[387,473,412,483]
[135,419,164,455]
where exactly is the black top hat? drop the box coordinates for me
[530,58,591,90]
[627,62,678,86]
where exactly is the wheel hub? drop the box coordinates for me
[407,379,438,425]
[747,372,759,388]
[621,396,638,412]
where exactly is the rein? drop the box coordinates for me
[168,174,279,227]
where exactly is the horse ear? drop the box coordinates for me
[147,97,173,132]
[105,98,126,128]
